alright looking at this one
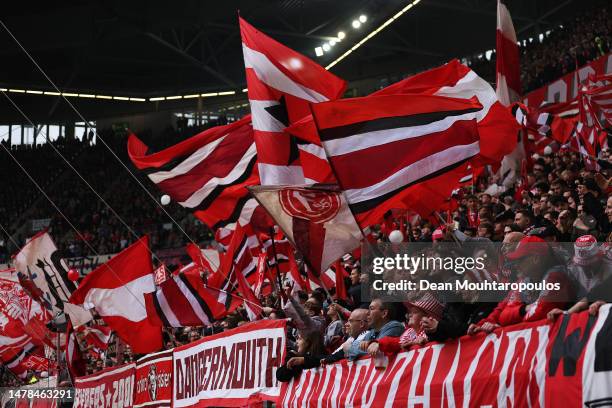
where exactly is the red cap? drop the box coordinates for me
[505,235,550,260]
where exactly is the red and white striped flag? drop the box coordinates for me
[210,224,263,320]
[81,324,112,351]
[127,116,259,231]
[144,273,240,327]
[311,94,484,227]
[240,17,346,184]
[208,224,258,303]
[496,0,525,184]
[69,237,162,354]
[496,0,521,105]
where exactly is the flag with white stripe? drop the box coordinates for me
[240,16,346,185]
[311,94,483,227]
[496,0,521,105]
[144,273,239,327]
[127,116,259,231]
[209,223,262,318]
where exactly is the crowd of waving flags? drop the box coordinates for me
[1,1,609,383]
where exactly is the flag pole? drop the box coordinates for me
[269,227,287,303]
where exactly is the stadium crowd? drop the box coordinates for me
[0,1,610,383]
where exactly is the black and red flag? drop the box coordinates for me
[310,94,484,228]
[127,116,259,231]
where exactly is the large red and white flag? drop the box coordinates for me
[496,0,521,105]
[69,237,162,354]
[14,231,92,326]
[249,184,362,275]
[310,95,483,227]
[127,116,259,231]
[496,0,525,184]
[240,17,346,184]
[144,272,240,327]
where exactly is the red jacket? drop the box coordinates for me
[477,267,575,327]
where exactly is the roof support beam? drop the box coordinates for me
[145,32,236,88]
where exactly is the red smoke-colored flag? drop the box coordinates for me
[81,324,112,351]
[310,94,483,227]
[127,116,259,231]
[249,184,362,275]
[496,0,521,105]
[144,273,240,327]
[240,16,346,184]
[69,237,162,354]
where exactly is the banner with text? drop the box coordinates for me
[172,319,287,408]
[134,350,173,408]
[279,306,612,407]
[523,53,612,106]
[74,363,135,408]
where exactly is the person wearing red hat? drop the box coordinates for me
[468,236,575,332]
[548,235,612,321]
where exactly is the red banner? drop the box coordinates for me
[279,306,612,407]
[523,53,612,106]
[134,350,173,408]
[172,319,287,408]
[74,363,136,408]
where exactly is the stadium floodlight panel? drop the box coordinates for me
[8,89,26,93]
[201,92,219,97]
[338,31,346,40]
[113,96,130,100]
[352,20,361,29]
[359,15,367,23]
[218,91,236,95]
[315,47,324,57]
[96,95,113,100]
[149,97,166,101]
[326,0,421,70]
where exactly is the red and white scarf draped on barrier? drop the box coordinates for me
[279,306,612,407]
[172,319,287,408]
[134,350,173,408]
[74,363,136,408]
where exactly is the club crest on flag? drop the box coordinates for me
[279,187,341,223]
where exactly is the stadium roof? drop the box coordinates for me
[0,0,588,122]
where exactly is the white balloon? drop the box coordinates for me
[160,195,171,205]
[543,145,553,155]
[388,230,404,243]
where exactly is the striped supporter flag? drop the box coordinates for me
[311,93,484,227]
[240,16,346,184]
